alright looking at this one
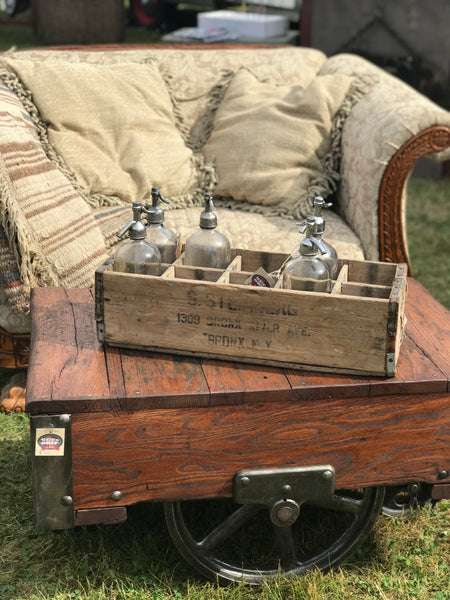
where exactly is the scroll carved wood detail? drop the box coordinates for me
[379,126,450,274]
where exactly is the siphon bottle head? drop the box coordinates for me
[199,193,218,229]
[116,201,147,240]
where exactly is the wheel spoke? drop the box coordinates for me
[197,503,263,552]
[309,493,365,515]
[272,524,300,572]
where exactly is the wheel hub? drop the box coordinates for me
[270,499,300,527]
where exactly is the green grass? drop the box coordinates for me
[1,413,450,600]
[407,177,450,308]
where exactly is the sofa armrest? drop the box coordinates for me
[378,125,450,271]
[321,53,450,270]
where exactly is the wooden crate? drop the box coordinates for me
[95,249,408,377]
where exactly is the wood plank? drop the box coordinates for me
[368,335,448,396]
[234,248,288,273]
[201,358,292,406]
[118,348,210,410]
[404,278,450,387]
[285,369,370,401]
[345,259,397,285]
[173,266,224,282]
[341,283,391,298]
[71,391,449,509]
[26,288,111,413]
[103,345,126,410]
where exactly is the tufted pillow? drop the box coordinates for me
[1,58,197,205]
[203,68,354,216]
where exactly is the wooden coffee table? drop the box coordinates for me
[25,278,449,581]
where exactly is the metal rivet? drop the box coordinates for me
[59,414,71,425]
[240,476,250,487]
[437,470,448,480]
[281,484,292,495]
[111,490,123,501]
[61,495,73,506]
[409,483,420,495]
[322,470,334,480]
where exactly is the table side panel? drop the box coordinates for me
[71,392,450,509]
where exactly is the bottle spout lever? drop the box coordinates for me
[116,220,136,239]
[151,186,170,205]
[312,237,327,255]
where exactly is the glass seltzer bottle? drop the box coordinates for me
[113,201,161,275]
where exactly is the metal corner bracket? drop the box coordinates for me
[31,414,74,531]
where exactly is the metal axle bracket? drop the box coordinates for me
[233,465,335,527]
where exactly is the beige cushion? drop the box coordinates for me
[1,58,197,204]
[14,47,328,136]
[203,68,354,216]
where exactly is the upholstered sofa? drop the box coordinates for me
[0,44,449,371]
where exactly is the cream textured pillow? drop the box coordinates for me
[1,58,197,204]
[203,68,354,216]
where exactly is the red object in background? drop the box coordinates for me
[132,0,155,27]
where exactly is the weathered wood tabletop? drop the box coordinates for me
[26,279,449,510]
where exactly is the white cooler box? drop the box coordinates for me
[197,10,289,39]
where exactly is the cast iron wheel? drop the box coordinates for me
[164,486,385,584]
[382,483,431,518]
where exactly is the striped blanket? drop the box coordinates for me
[0,82,109,315]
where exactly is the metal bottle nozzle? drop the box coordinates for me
[199,193,217,229]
